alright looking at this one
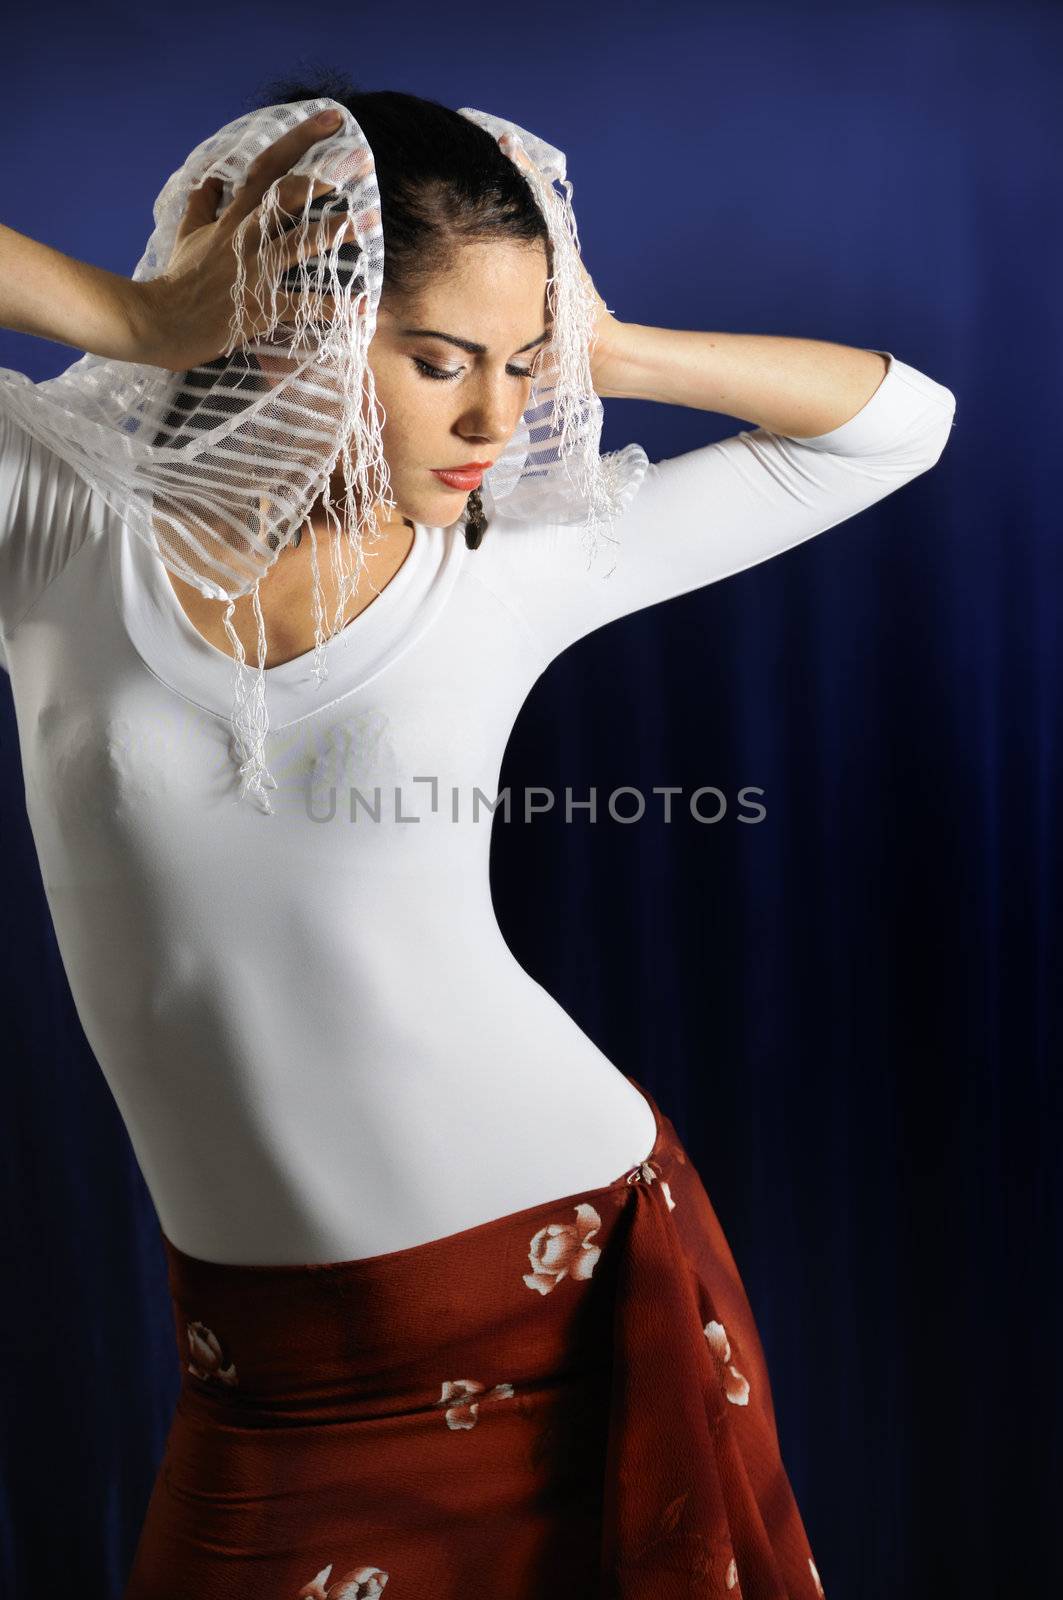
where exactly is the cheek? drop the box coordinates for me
[376,376,444,457]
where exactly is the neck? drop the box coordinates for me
[305,483,409,536]
[275,493,408,552]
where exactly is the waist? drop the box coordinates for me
[145,1046,661,1267]
[160,1073,669,1419]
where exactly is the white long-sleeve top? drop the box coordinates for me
[0,349,955,1265]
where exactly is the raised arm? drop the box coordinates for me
[0,220,153,361]
[0,109,353,653]
[478,330,957,662]
[595,325,895,437]
[0,109,352,370]
[0,222,148,656]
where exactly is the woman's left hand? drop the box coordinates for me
[499,132,627,397]
[577,256,627,398]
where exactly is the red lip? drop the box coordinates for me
[431,464,489,491]
[436,461,493,470]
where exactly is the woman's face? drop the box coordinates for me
[334,238,552,529]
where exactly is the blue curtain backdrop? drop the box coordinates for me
[1,3,1059,1596]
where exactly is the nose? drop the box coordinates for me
[457,373,524,451]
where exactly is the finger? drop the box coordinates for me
[263,292,341,342]
[332,147,375,187]
[278,212,354,265]
[249,179,340,245]
[276,290,339,321]
[228,195,348,262]
[272,174,338,221]
[224,108,344,229]
[275,201,378,241]
[175,175,224,241]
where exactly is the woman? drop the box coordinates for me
[0,76,955,1599]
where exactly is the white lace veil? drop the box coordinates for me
[0,96,648,813]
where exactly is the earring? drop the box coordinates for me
[464,487,488,550]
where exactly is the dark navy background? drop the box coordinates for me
[1,3,1059,1595]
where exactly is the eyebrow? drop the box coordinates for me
[397,327,551,356]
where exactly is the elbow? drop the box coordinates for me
[901,391,957,480]
[923,392,958,471]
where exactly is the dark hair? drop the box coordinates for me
[249,69,551,306]
[246,70,551,549]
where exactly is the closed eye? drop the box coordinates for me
[413,358,535,383]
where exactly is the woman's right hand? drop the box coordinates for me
[131,108,367,372]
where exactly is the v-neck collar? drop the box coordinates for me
[110,512,466,728]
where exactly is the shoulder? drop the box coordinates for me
[0,385,115,635]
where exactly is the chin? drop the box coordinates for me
[369,470,470,532]
[412,486,471,528]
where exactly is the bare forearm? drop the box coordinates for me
[0,221,149,362]
[598,324,890,437]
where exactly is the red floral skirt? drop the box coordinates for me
[123,1076,825,1599]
